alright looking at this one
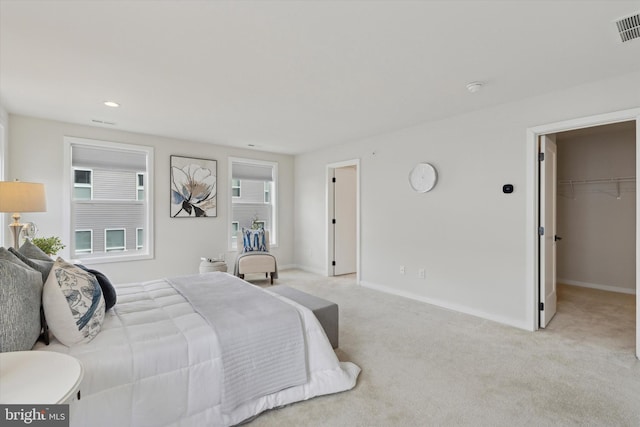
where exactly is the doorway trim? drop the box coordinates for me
[525,107,640,358]
[326,159,360,283]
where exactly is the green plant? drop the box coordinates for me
[251,213,261,230]
[31,236,65,256]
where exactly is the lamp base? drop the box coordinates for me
[9,223,23,249]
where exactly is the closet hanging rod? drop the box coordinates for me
[558,176,636,185]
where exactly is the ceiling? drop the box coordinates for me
[1,1,639,155]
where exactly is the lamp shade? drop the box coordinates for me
[0,181,47,213]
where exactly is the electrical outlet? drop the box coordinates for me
[400,265,405,275]
[418,268,425,279]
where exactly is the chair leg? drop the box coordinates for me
[270,273,274,285]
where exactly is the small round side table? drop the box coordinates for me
[0,350,83,404]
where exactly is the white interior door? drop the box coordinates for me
[333,166,357,275]
[540,135,558,327]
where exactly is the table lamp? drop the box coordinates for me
[0,180,47,248]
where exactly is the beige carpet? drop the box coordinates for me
[242,271,639,426]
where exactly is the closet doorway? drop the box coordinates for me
[551,122,636,352]
[528,108,640,359]
[555,122,636,296]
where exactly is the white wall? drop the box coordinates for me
[7,115,295,284]
[556,125,636,293]
[0,106,7,130]
[0,103,8,179]
[294,71,640,329]
[0,104,8,246]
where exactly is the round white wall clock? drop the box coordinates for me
[409,163,437,193]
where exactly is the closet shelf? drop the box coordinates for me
[558,176,635,185]
[558,176,635,200]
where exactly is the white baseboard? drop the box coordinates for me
[360,280,530,331]
[282,264,326,276]
[558,278,636,295]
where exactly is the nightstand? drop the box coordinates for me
[0,351,83,404]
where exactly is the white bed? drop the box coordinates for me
[35,272,360,427]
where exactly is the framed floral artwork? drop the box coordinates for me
[170,155,217,217]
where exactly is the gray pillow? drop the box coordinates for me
[18,239,52,262]
[0,259,43,352]
[8,247,53,282]
[0,247,33,271]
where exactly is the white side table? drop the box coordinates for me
[0,351,83,404]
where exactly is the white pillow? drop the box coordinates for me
[43,258,106,346]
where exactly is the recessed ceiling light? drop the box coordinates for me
[92,119,116,125]
[103,101,120,107]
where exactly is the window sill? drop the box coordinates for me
[229,243,278,252]
[71,252,154,265]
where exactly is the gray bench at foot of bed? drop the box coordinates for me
[269,285,338,349]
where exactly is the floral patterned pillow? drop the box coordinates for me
[42,258,106,346]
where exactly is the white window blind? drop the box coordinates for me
[231,163,274,181]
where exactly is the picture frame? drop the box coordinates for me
[170,155,217,217]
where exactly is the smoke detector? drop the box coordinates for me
[466,81,483,93]
[615,12,640,43]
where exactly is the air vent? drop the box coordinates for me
[91,119,116,125]
[615,13,640,42]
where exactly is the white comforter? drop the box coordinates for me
[35,273,360,426]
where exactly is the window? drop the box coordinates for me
[232,179,241,198]
[137,173,145,201]
[136,228,143,250]
[229,158,277,249]
[105,229,126,252]
[65,137,154,263]
[75,230,93,254]
[231,221,239,245]
[264,182,271,204]
[73,169,92,200]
